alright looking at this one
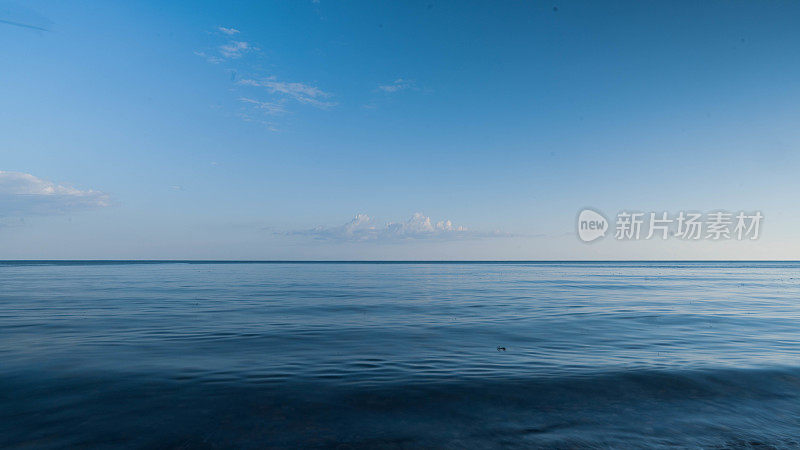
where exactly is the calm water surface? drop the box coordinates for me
[2,262,800,447]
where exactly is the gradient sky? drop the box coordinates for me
[2,0,800,259]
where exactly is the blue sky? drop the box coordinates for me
[2,0,800,259]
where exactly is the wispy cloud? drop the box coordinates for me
[196,26,335,126]
[378,78,415,93]
[0,171,110,216]
[193,50,223,64]
[239,97,286,115]
[288,213,510,242]
[218,40,253,59]
[217,26,240,35]
[239,77,334,108]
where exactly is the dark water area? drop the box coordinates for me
[2,262,800,448]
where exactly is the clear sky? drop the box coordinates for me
[2,0,800,259]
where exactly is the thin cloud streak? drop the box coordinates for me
[217,26,239,35]
[239,78,334,108]
[239,97,286,115]
[287,213,512,242]
[378,78,415,93]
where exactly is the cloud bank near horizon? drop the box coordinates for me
[288,213,511,242]
[0,171,110,216]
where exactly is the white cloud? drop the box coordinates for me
[378,78,415,93]
[219,40,252,59]
[217,26,240,35]
[289,213,510,242]
[239,97,286,115]
[239,77,334,108]
[0,171,110,216]
[195,26,335,125]
[194,50,223,64]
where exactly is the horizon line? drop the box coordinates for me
[1,260,798,264]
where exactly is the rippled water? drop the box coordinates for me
[2,261,800,447]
